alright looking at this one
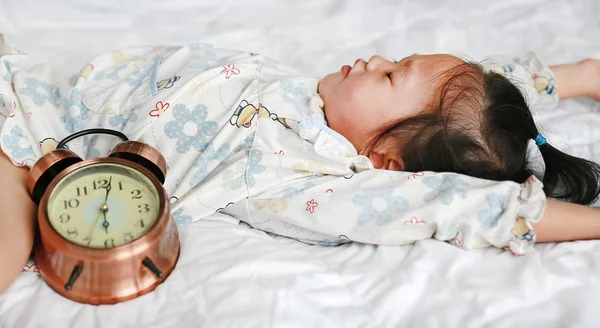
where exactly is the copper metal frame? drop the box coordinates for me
[27,149,82,198]
[110,141,168,183]
[34,157,179,305]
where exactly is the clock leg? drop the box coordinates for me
[142,257,163,278]
[64,265,83,291]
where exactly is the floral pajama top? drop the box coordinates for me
[0,34,559,255]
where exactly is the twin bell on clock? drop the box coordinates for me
[26,129,180,305]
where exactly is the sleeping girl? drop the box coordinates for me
[1,34,599,293]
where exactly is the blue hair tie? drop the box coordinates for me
[534,133,547,147]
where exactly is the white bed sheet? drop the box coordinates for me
[1,0,600,327]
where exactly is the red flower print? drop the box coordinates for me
[407,172,425,180]
[506,248,525,256]
[23,263,40,275]
[150,101,170,117]
[306,199,318,214]
[221,64,240,79]
[450,236,464,248]
[404,216,427,225]
[325,189,333,194]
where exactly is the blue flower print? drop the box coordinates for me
[60,88,90,133]
[19,77,60,107]
[125,61,155,87]
[109,104,140,128]
[478,194,506,228]
[222,149,266,191]
[222,162,245,190]
[423,174,468,205]
[95,64,127,81]
[280,80,309,115]
[2,61,13,82]
[233,134,255,154]
[188,142,231,187]
[172,208,193,227]
[353,187,408,226]
[290,118,316,136]
[164,104,219,154]
[2,125,34,159]
[281,181,316,198]
[188,51,229,70]
[83,135,101,159]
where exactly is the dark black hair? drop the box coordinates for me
[366,63,600,205]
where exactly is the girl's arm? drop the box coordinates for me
[0,149,36,294]
[224,170,548,255]
[550,59,600,101]
[537,60,600,242]
[534,199,600,243]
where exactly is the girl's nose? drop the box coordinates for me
[366,55,393,72]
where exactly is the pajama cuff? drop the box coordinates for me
[483,51,559,114]
[506,176,547,256]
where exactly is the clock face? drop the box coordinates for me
[46,162,161,249]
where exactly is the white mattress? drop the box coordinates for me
[1,0,600,327]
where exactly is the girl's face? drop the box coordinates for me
[318,54,465,154]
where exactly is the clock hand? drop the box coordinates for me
[104,176,112,204]
[100,203,109,234]
[86,210,105,242]
[101,177,112,234]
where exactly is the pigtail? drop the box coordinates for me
[537,141,600,205]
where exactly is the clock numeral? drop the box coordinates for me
[124,232,134,242]
[119,181,123,191]
[138,203,150,213]
[59,213,70,224]
[104,238,115,248]
[76,186,88,197]
[63,199,80,209]
[67,228,78,237]
[135,219,145,228]
[82,237,92,246]
[93,179,109,190]
[131,190,142,199]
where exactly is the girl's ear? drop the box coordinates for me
[368,151,405,171]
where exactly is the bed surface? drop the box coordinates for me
[1,1,600,327]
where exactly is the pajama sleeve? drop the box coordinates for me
[239,170,546,256]
[0,33,18,127]
[486,51,559,115]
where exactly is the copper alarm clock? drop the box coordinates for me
[27,129,180,305]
